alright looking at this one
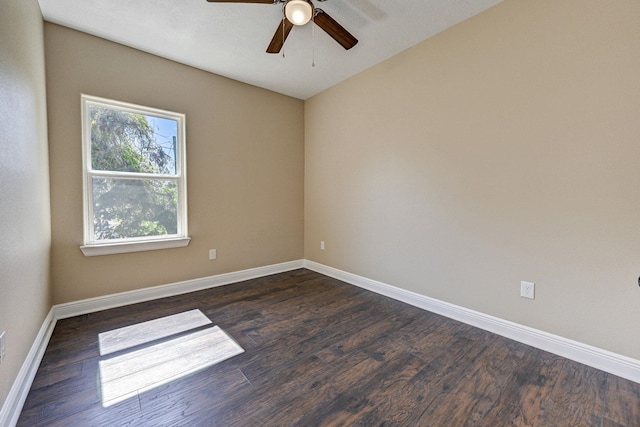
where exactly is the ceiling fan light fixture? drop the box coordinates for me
[285,0,313,26]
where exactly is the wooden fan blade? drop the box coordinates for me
[313,9,358,50]
[267,18,294,54]
[206,0,274,3]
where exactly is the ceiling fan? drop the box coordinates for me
[206,0,358,54]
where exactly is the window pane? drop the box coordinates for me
[92,177,178,240]
[89,105,178,175]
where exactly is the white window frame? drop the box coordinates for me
[80,95,190,256]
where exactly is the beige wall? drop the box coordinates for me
[0,0,51,407]
[45,24,304,304]
[305,0,640,358]
[4,1,639,412]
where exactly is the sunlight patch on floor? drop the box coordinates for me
[97,312,244,407]
[98,309,212,356]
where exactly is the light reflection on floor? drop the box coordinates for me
[97,310,244,407]
[98,309,212,356]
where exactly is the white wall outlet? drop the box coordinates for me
[521,281,535,299]
[0,331,6,364]
[208,249,217,260]
[320,241,325,251]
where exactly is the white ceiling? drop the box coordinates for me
[38,0,502,100]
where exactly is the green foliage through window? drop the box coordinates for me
[84,98,185,243]
[92,178,178,240]
[90,106,176,174]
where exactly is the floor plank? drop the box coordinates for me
[17,269,640,426]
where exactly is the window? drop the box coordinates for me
[80,95,189,256]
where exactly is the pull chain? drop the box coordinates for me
[282,18,286,58]
[311,13,315,67]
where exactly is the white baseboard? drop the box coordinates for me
[1,259,304,427]
[54,260,305,319]
[304,260,640,384]
[4,258,639,427]
[0,308,57,427]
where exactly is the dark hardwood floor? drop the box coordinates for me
[18,269,640,426]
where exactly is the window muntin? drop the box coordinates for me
[81,95,187,250]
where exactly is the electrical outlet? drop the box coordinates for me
[320,241,325,251]
[0,331,6,364]
[208,249,217,260]
[521,281,535,299]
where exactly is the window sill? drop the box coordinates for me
[80,237,191,257]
